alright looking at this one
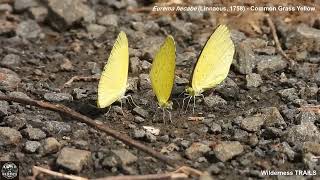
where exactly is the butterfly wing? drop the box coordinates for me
[97,31,129,108]
[191,25,235,94]
[150,36,176,107]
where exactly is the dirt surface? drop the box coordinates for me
[0,0,320,179]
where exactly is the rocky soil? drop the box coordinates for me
[0,0,320,179]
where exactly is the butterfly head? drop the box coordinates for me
[186,86,196,96]
[158,101,173,110]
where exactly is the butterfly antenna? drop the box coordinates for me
[201,94,205,102]
[127,95,139,107]
[173,99,180,109]
[182,96,189,112]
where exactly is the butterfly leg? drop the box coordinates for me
[192,96,196,114]
[120,99,125,116]
[105,106,112,117]
[166,109,172,123]
[124,95,139,107]
[184,96,192,113]
[162,107,166,124]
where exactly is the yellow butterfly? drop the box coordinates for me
[184,25,235,113]
[97,31,130,111]
[150,35,176,121]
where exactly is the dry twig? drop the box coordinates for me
[61,75,100,89]
[0,95,178,168]
[31,165,189,180]
[265,15,295,66]
[32,166,88,180]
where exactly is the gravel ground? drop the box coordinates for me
[0,0,320,179]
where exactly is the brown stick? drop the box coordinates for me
[61,75,100,89]
[32,166,188,180]
[0,95,179,168]
[32,166,88,180]
[265,15,294,65]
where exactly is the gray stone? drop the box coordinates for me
[86,24,107,38]
[44,121,72,134]
[297,111,318,124]
[284,122,320,144]
[246,73,263,88]
[280,142,296,161]
[1,54,21,67]
[240,116,264,132]
[176,51,196,66]
[60,58,73,71]
[141,60,151,70]
[185,142,211,160]
[262,127,284,139]
[0,20,16,35]
[44,92,73,102]
[204,95,227,108]
[260,107,286,128]
[43,137,61,154]
[0,4,12,12]
[25,141,41,153]
[212,141,244,162]
[56,147,91,172]
[4,114,27,130]
[233,42,255,74]
[46,0,95,30]
[0,68,21,91]
[8,91,30,99]
[297,24,320,39]
[209,122,222,134]
[29,6,48,22]
[133,129,145,139]
[256,55,287,73]
[207,164,221,175]
[278,88,299,102]
[22,127,46,140]
[0,100,9,116]
[0,127,22,146]
[139,36,163,59]
[127,77,138,92]
[16,20,42,39]
[112,149,137,165]
[132,107,149,118]
[131,22,144,31]
[144,21,160,32]
[145,132,157,143]
[232,129,249,142]
[72,88,88,100]
[14,0,38,11]
[129,57,140,74]
[303,142,320,155]
[296,63,317,79]
[170,20,193,38]
[215,77,239,99]
[138,74,151,90]
[97,14,118,27]
[134,116,144,123]
[87,62,101,75]
[303,153,318,170]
